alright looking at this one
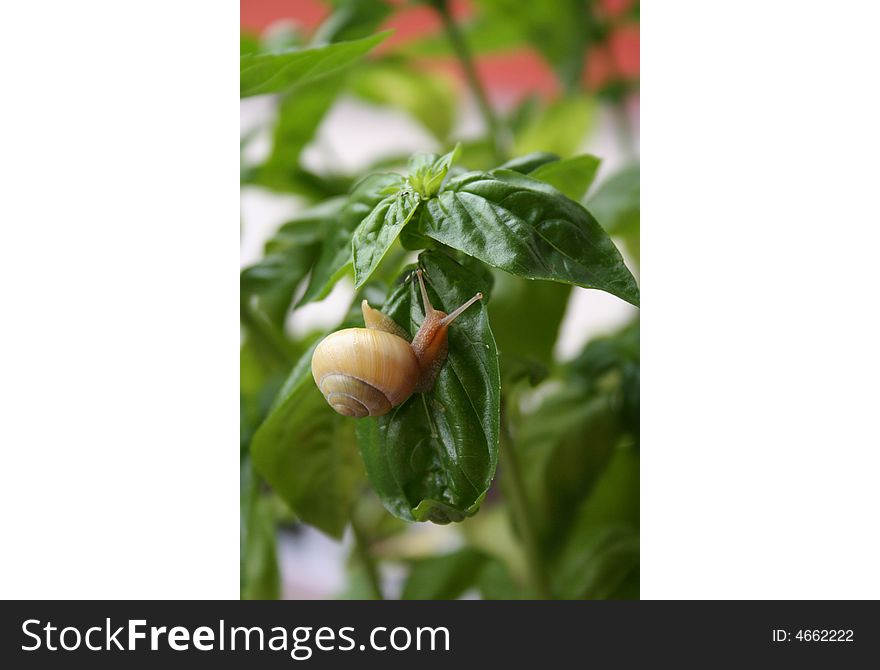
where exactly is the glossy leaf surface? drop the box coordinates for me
[422,169,640,306]
[299,174,404,305]
[352,188,421,289]
[357,251,500,523]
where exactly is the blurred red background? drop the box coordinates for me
[240,0,639,101]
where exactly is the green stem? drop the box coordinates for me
[433,0,506,161]
[350,512,384,600]
[500,405,553,599]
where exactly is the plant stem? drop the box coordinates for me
[499,405,553,599]
[350,512,384,600]
[433,0,506,161]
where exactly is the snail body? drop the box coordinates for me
[311,269,482,417]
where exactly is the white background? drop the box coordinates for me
[1,0,879,599]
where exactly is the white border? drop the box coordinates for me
[641,1,880,598]
[0,1,239,598]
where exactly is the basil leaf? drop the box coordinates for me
[489,270,570,368]
[423,169,640,306]
[498,152,599,201]
[557,524,640,600]
[407,144,461,197]
[478,558,528,600]
[311,0,392,45]
[251,344,364,538]
[513,95,595,158]
[587,164,640,264]
[569,319,640,441]
[299,173,404,305]
[588,164,640,228]
[241,33,261,56]
[240,458,281,600]
[356,251,500,523]
[455,139,498,171]
[240,32,388,98]
[497,151,559,174]
[552,446,640,599]
[402,549,489,600]
[248,76,344,194]
[352,188,421,289]
[530,154,601,201]
[241,201,337,327]
[240,339,286,599]
[518,388,621,551]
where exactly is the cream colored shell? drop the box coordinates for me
[311,328,419,417]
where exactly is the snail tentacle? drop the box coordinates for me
[310,280,482,418]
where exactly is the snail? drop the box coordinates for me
[311,269,483,418]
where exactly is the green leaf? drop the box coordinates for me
[552,445,640,599]
[489,270,570,368]
[251,344,364,538]
[571,443,639,532]
[497,151,560,174]
[498,151,600,201]
[299,173,404,305]
[407,144,461,198]
[312,0,392,45]
[241,199,341,327]
[350,489,409,543]
[587,164,640,264]
[248,76,344,194]
[531,154,601,201]
[335,565,381,600]
[351,59,456,140]
[422,169,640,306]
[478,558,528,599]
[241,335,297,457]
[587,165,640,225]
[240,32,389,98]
[241,339,285,600]
[517,388,622,551]
[513,95,595,158]
[455,139,498,172]
[356,251,500,523]
[402,548,489,600]
[241,33,261,56]
[569,319,640,443]
[352,188,421,289]
[556,525,639,600]
[240,458,281,600]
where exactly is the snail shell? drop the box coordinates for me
[311,328,419,417]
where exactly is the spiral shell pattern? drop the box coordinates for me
[311,328,419,417]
